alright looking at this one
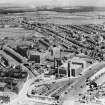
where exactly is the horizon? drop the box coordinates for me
[0,0,105,8]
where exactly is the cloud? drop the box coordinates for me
[0,0,105,7]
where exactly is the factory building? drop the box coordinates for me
[58,56,93,78]
[67,62,82,77]
[49,45,61,59]
[27,49,52,64]
[0,82,7,91]
[16,45,29,58]
[28,50,40,63]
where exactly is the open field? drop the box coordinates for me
[8,11,105,25]
[0,28,40,38]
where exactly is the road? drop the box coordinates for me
[1,61,104,105]
[62,61,105,105]
[7,77,51,105]
[1,47,105,105]
[6,78,35,105]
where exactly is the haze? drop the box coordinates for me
[0,0,105,7]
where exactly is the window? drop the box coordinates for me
[71,69,75,77]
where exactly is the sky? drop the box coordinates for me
[0,0,105,7]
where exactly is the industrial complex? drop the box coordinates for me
[0,5,105,105]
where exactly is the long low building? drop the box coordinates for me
[3,46,27,63]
